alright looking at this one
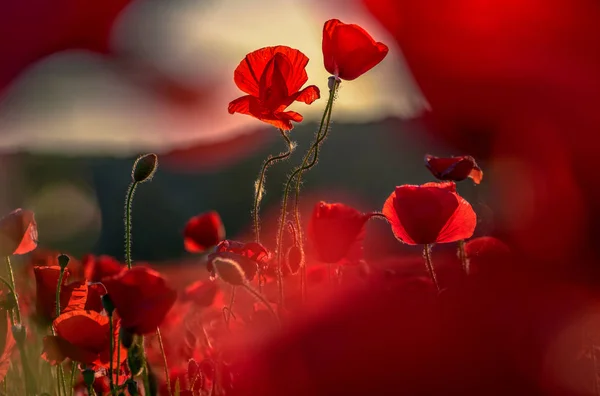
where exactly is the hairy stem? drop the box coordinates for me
[423,244,441,292]
[253,129,294,243]
[156,327,172,396]
[125,181,138,269]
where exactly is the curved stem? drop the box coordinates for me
[274,80,340,306]
[224,286,236,330]
[125,182,138,269]
[253,129,294,243]
[5,257,21,324]
[242,284,280,327]
[423,244,441,292]
[156,327,172,396]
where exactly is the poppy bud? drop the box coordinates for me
[132,153,158,183]
[212,257,247,286]
[328,76,340,91]
[82,368,95,387]
[57,254,69,270]
[126,379,139,396]
[120,326,135,349]
[285,245,302,275]
[101,294,115,316]
[1,291,17,311]
[11,324,26,344]
[127,343,145,377]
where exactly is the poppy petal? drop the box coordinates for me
[0,209,38,256]
[183,211,225,253]
[291,85,320,105]
[323,19,344,76]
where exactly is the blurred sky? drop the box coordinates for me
[0,0,426,155]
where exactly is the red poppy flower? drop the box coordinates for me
[82,254,123,282]
[424,155,483,184]
[228,46,320,130]
[382,182,476,245]
[307,202,370,263]
[0,310,15,383]
[183,211,225,253]
[42,310,126,369]
[102,266,177,334]
[0,209,38,256]
[33,266,88,323]
[207,240,271,282]
[322,19,389,81]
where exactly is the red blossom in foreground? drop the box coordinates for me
[207,240,272,282]
[33,266,88,323]
[42,310,125,369]
[82,254,123,282]
[382,182,476,245]
[102,266,177,334]
[228,46,320,130]
[307,201,370,263]
[465,236,511,275]
[322,19,389,81]
[183,211,225,253]
[425,154,483,184]
[0,209,37,256]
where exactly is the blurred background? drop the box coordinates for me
[0,0,463,263]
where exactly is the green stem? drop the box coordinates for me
[88,384,97,396]
[423,244,440,292]
[68,362,77,396]
[253,129,294,244]
[125,181,138,269]
[55,268,65,318]
[274,80,339,306]
[156,327,172,396]
[457,239,469,275]
[109,315,115,393]
[224,286,236,330]
[140,337,151,396]
[5,257,21,324]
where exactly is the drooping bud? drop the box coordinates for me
[212,257,246,286]
[132,153,158,183]
[57,254,70,270]
[101,294,115,316]
[82,368,95,387]
[285,245,302,275]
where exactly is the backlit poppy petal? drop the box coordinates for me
[290,85,320,105]
[0,209,38,256]
[425,155,483,184]
[382,182,476,245]
[82,254,123,282]
[322,19,389,81]
[183,211,225,254]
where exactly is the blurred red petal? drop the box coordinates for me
[183,211,225,253]
[0,209,38,256]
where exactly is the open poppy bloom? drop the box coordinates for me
[382,182,477,245]
[102,266,177,335]
[207,240,271,282]
[33,266,88,323]
[307,202,370,263]
[0,209,38,256]
[82,254,123,282]
[425,155,483,184]
[228,46,320,130]
[42,310,125,369]
[183,211,225,253]
[322,19,389,81]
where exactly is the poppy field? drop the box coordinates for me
[2,1,600,395]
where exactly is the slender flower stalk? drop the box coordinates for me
[156,327,172,396]
[275,79,340,306]
[124,181,138,270]
[253,129,295,244]
[55,265,68,396]
[5,257,21,324]
[224,286,237,330]
[109,315,115,392]
[457,239,469,274]
[423,244,440,292]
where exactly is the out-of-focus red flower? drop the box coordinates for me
[33,266,88,323]
[0,209,37,256]
[424,155,483,184]
[207,240,271,282]
[228,46,320,130]
[182,280,220,308]
[0,309,15,383]
[102,266,177,334]
[322,19,389,81]
[42,310,125,369]
[307,201,370,263]
[183,211,225,253]
[82,254,123,282]
[85,283,105,313]
[382,182,476,245]
[28,250,83,279]
[465,236,511,275]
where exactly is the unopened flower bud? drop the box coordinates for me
[212,257,246,286]
[101,294,115,316]
[126,379,139,396]
[57,254,70,270]
[120,326,135,349]
[82,368,95,386]
[132,153,158,183]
